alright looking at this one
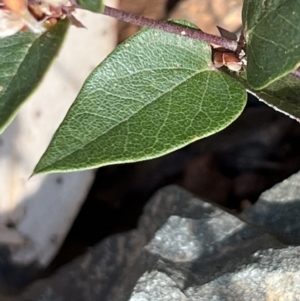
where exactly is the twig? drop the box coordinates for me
[102,6,238,52]
[102,6,300,81]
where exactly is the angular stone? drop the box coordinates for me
[130,247,300,301]
[129,204,283,300]
[3,186,228,301]
[241,170,300,244]
[3,182,296,301]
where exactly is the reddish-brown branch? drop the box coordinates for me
[102,6,300,81]
[102,6,238,51]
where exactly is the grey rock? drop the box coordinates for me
[241,171,300,244]
[6,186,243,301]
[131,247,300,301]
[131,270,188,301]
[129,171,300,301]
[0,247,40,293]
[185,247,300,301]
[129,212,286,301]
[4,178,300,301]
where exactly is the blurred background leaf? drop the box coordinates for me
[78,0,103,12]
[0,19,69,133]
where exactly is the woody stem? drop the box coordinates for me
[101,6,300,81]
[102,5,238,51]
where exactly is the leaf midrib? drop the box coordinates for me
[41,67,213,169]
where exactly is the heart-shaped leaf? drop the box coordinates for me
[34,24,246,174]
[243,0,300,89]
[78,0,103,12]
[0,20,69,133]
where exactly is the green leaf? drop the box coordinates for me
[242,0,300,89]
[230,70,300,121]
[34,25,246,174]
[77,0,103,12]
[0,20,69,133]
[248,74,300,121]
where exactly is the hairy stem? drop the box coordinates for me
[102,6,238,51]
